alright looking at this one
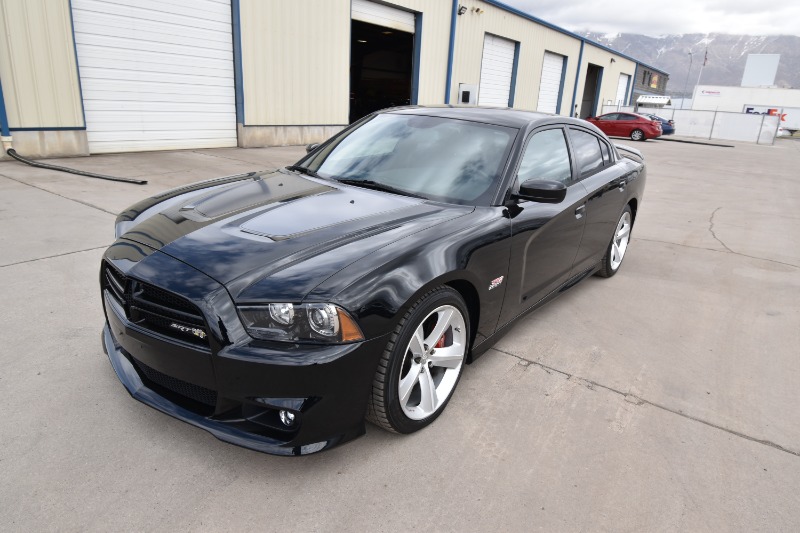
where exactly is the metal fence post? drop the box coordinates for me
[709,110,717,140]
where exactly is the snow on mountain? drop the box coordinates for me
[582,32,800,96]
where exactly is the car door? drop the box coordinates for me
[567,127,630,274]
[617,113,639,137]
[598,113,620,136]
[498,126,587,325]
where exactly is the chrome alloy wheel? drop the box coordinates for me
[630,129,644,141]
[397,305,466,420]
[610,211,632,270]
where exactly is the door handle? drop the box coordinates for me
[618,181,626,192]
[575,204,586,219]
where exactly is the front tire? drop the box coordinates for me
[630,129,645,141]
[597,205,633,278]
[367,286,470,434]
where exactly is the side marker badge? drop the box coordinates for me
[489,276,504,290]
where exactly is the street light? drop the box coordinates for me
[680,52,693,110]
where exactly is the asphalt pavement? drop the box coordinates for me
[1,139,798,531]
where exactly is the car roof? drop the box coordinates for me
[382,105,589,129]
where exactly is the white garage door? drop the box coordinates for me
[615,74,631,105]
[478,34,516,107]
[537,51,565,113]
[72,0,237,153]
[352,0,415,33]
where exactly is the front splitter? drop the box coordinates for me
[101,325,359,456]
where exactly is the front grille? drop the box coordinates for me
[102,261,210,347]
[132,357,217,409]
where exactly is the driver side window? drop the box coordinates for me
[518,129,573,185]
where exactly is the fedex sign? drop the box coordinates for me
[744,106,787,122]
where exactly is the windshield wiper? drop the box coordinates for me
[335,179,425,199]
[286,165,324,179]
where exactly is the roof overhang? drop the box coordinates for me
[637,95,672,106]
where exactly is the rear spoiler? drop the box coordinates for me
[615,143,644,163]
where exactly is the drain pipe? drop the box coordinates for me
[0,74,146,184]
[5,149,148,184]
[0,74,11,152]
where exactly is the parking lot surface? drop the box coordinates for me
[1,139,799,531]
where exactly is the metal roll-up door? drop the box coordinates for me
[478,34,516,107]
[351,0,415,33]
[537,51,565,113]
[72,0,237,153]
[615,74,631,105]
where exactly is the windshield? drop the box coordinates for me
[302,113,517,205]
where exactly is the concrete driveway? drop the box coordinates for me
[1,139,798,531]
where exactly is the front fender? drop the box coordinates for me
[308,206,513,347]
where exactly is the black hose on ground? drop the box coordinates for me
[5,149,148,185]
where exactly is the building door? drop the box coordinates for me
[579,64,603,118]
[537,52,565,114]
[71,0,237,153]
[615,74,630,105]
[350,0,415,123]
[478,34,516,107]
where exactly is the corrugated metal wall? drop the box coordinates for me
[0,0,83,128]
[239,0,451,127]
[240,0,351,126]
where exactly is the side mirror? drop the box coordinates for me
[513,179,567,204]
[306,143,320,153]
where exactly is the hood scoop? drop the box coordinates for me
[240,186,422,240]
[178,173,331,222]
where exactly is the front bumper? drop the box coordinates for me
[100,247,390,455]
[102,310,388,455]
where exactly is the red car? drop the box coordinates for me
[586,112,662,141]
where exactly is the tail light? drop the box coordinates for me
[668,120,674,125]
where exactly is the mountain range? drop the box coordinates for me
[580,33,800,97]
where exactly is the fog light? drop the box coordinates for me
[279,410,296,427]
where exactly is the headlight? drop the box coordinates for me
[238,303,364,343]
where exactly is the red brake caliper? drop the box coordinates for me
[434,328,448,348]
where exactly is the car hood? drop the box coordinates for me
[120,170,473,300]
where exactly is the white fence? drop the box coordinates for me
[600,105,780,144]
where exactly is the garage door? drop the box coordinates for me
[478,34,516,107]
[352,0,415,33]
[615,74,631,105]
[537,51,565,113]
[71,0,237,153]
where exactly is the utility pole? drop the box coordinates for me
[695,48,708,92]
[680,52,693,109]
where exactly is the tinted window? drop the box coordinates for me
[599,113,619,121]
[618,114,637,121]
[305,114,516,205]
[570,129,604,177]
[518,129,572,184]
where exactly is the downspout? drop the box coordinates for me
[629,64,639,106]
[444,0,458,104]
[569,40,584,117]
[0,74,12,151]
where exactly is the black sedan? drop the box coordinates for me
[101,107,646,455]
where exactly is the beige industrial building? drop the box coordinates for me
[0,0,668,158]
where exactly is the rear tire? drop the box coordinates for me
[367,286,470,434]
[597,205,633,278]
[630,129,645,141]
